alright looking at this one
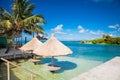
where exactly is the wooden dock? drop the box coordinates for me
[0,48,31,59]
[71,56,120,80]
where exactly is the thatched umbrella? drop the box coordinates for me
[33,34,72,66]
[19,37,42,52]
[19,37,43,63]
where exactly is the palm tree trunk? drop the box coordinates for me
[5,32,16,54]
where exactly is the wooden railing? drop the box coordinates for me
[0,58,43,80]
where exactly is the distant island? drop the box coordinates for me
[80,34,120,45]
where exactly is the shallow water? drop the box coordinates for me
[10,41,120,80]
[10,57,103,80]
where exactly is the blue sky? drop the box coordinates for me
[0,0,120,40]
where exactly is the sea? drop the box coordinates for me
[12,41,120,80]
[63,41,120,62]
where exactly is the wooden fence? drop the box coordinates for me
[0,58,43,80]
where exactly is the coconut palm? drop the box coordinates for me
[0,0,46,53]
[0,0,46,39]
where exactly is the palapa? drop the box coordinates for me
[19,37,42,52]
[33,34,72,66]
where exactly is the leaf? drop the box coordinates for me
[0,20,12,30]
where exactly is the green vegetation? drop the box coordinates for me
[91,35,120,45]
[80,40,92,44]
[0,0,46,40]
[80,35,120,45]
[91,39,104,44]
[0,0,46,53]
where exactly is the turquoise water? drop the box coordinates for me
[38,41,120,80]
[63,41,120,61]
[13,41,120,80]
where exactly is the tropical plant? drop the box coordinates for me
[0,0,46,40]
[91,34,120,45]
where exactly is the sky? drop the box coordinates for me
[0,0,120,41]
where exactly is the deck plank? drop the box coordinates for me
[0,48,27,59]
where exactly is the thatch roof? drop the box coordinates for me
[19,37,42,51]
[33,34,72,57]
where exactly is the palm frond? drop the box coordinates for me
[30,25,45,33]
[0,20,12,30]
[22,15,45,26]
[23,29,32,35]
[0,0,46,38]
[0,7,12,20]
[24,4,35,17]
[33,26,45,34]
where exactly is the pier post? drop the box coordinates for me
[7,62,10,80]
[31,73,34,80]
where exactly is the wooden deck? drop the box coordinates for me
[71,56,120,80]
[0,48,32,59]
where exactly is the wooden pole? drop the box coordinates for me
[52,56,54,66]
[7,62,10,80]
[1,58,42,79]
[31,74,34,80]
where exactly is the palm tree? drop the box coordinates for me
[102,34,111,41]
[0,0,46,39]
[0,0,46,53]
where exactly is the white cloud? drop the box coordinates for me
[51,24,66,34]
[108,26,116,29]
[52,24,63,31]
[108,24,120,32]
[108,24,119,29]
[90,30,104,35]
[90,31,96,35]
[77,25,104,35]
[78,25,86,33]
